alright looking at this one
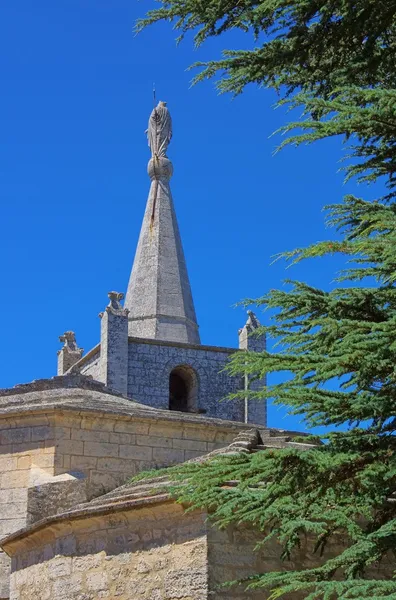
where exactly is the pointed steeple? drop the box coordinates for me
[124,102,200,345]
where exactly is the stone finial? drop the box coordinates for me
[57,332,83,375]
[245,311,261,333]
[99,292,129,318]
[59,331,80,352]
[238,311,264,349]
[238,311,261,335]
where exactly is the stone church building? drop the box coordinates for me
[0,103,376,600]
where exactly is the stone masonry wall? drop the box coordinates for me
[0,414,58,599]
[51,411,241,496]
[207,523,394,599]
[7,500,394,600]
[0,407,246,598]
[7,503,208,600]
[126,339,244,421]
[79,350,100,381]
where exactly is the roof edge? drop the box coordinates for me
[0,493,172,555]
[0,373,124,399]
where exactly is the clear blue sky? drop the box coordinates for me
[0,1,381,432]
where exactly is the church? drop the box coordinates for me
[0,103,316,600]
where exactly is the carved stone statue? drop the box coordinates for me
[147,101,172,158]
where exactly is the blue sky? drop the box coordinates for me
[0,1,381,432]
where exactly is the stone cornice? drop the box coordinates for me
[1,493,173,556]
[127,336,238,354]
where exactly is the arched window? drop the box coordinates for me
[169,365,198,412]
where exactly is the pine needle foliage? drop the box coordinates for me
[137,1,396,195]
[136,0,396,597]
[136,0,396,98]
[131,194,396,598]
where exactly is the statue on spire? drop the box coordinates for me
[147,101,172,158]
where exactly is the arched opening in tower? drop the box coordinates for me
[169,365,198,412]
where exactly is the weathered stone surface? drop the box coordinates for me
[0,387,271,597]
[125,337,244,421]
[5,504,208,600]
[57,332,83,376]
[238,311,266,426]
[125,103,200,346]
[26,474,88,526]
[99,292,129,395]
[3,480,393,600]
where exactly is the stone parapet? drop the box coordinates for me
[0,373,122,399]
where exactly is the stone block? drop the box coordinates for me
[90,470,124,493]
[27,477,88,526]
[52,573,82,599]
[11,442,43,455]
[114,420,149,435]
[182,427,217,442]
[148,423,183,439]
[16,456,31,470]
[70,455,98,470]
[80,417,114,432]
[109,432,134,445]
[52,426,72,440]
[119,445,152,461]
[172,439,207,452]
[136,435,173,448]
[0,503,26,520]
[0,489,27,504]
[57,440,84,456]
[83,442,119,458]
[54,415,81,429]
[0,457,17,472]
[165,567,207,598]
[48,557,72,579]
[152,447,184,465]
[0,519,25,537]
[0,428,31,445]
[0,550,10,600]
[96,457,131,472]
[31,426,53,442]
[1,470,29,489]
[31,454,55,469]
[207,442,229,451]
[73,555,103,572]
[71,429,110,443]
[86,571,108,592]
[215,431,236,442]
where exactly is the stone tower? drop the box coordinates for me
[0,102,296,600]
[56,102,266,425]
[125,101,200,345]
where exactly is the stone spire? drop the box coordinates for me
[124,102,200,345]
